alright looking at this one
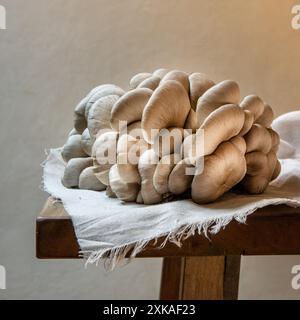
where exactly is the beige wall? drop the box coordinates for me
[0,0,299,299]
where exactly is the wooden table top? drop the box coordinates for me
[36,197,300,259]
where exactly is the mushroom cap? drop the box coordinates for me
[187,104,245,158]
[142,80,191,144]
[196,80,240,126]
[110,88,152,131]
[62,157,93,188]
[88,95,119,139]
[137,76,161,90]
[61,134,88,162]
[153,154,181,194]
[256,104,274,127]
[109,164,140,202]
[152,68,169,78]
[130,73,152,89]
[92,131,118,166]
[244,124,272,154]
[138,149,162,204]
[189,73,215,110]
[240,151,270,194]
[239,110,254,136]
[85,84,125,119]
[161,70,190,93]
[192,141,247,204]
[117,153,141,184]
[168,158,195,195]
[81,128,93,156]
[240,95,264,121]
[79,166,106,191]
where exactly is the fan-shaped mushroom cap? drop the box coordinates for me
[92,131,118,166]
[137,76,161,91]
[153,68,169,79]
[201,104,245,156]
[138,149,162,204]
[117,153,141,184]
[110,88,152,131]
[256,104,274,127]
[85,84,125,119]
[79,166,106,191]
[142,80,191,144]
[109,164,140,202]
[244,124,272,154]
[130,73,152,89]
[189,73,215,110]
[240,95,264,121]
[196,80,240,126]
[61,135,88,162]
[88,95,119,139]
[168,158,195,195]
[240,150,278,194]
[239,110,254,136]
[81,128,93,156]
[92,131,118,185]
[161,70,190,93]
[153,154,181,194]
[62,157,93,188]
[272,159,281,181]
[192,141,247,204]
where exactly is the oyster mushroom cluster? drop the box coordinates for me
[61,68,281,205]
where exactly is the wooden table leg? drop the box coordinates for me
[160,256,241,300]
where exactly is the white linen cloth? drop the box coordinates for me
[43,111,300,268]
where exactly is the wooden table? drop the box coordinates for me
[36,197,300,300]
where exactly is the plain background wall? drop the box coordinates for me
[0,0,299,299]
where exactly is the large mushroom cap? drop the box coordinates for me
[192,141,247,204]
[138,149,162,204]
[240,95,264,121]
[256,104,274,127]
[79,166,106,191]
[196,80,240,126]
[161,70,190,93]
[109,164,140,202]
[189,73,215,110]
[85,84,125,119]
[153,68,169,78]
[142,80,191,144]
[130,73,152,89]
[153,153,181,194]
[61,134,88,162]
[88,95,119,139]
[244,124,272,154]
[62,157,93,188]
[168,158,195,195]
[137,76,161,91]
[110,88,152,132]
[200,104,245,156]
